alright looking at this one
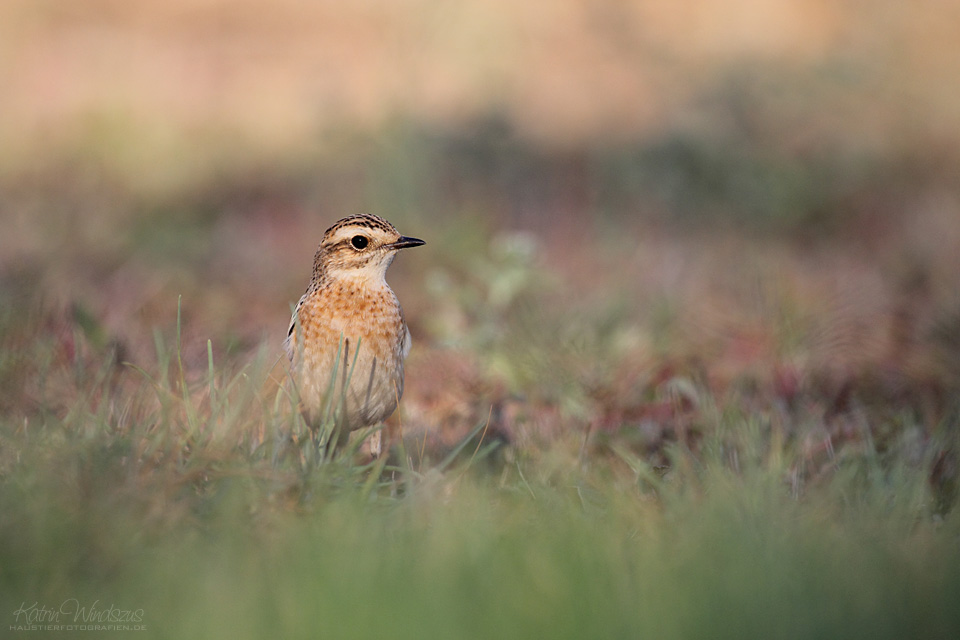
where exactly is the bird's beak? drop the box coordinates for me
[386,236,426,250]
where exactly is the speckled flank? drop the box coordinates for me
[293,282,406,427]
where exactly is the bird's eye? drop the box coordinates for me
[351,235,369,250]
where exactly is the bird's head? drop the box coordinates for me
[313,214,425,284]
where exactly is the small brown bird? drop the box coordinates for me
[285,214,424,455]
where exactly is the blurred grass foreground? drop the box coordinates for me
[2,1,960,638]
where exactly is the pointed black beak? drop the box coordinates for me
[387,236,425,250]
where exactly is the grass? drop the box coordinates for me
[1,289,959,639]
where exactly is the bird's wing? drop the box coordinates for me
[401,324,412,359]
[283,293,308,361]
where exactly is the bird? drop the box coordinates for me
[284,214,424,457]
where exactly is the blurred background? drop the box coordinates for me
[2,0,959,454]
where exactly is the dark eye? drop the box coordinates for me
[351,235,368,250]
